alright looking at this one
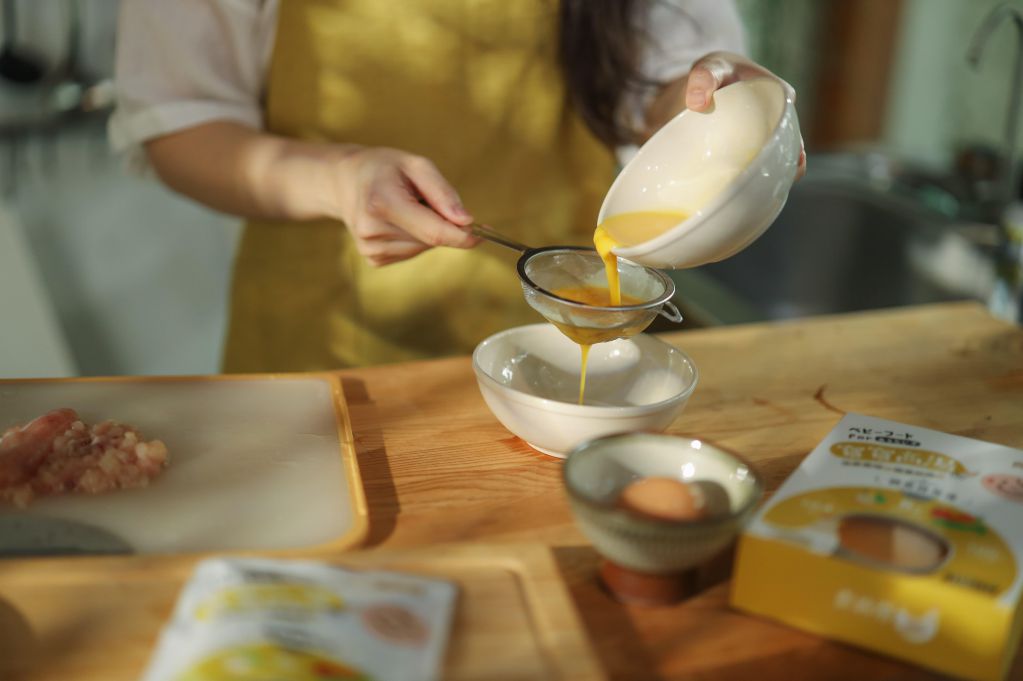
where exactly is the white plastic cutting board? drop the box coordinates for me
[0,375,367,556]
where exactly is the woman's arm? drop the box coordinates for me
[114,0,476,267]
[146,121,350,222]
[145,122,478,266]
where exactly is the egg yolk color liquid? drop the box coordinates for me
[550,286,645,404]
[548,210,687,404]
[593,210,688,306]
[593,226,622,306]
[549,211,687,405]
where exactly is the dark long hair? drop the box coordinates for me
[558,0,652,147]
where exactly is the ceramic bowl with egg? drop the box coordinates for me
[563,433,763,575]
[599,78,802,269]
[472,324,697,458]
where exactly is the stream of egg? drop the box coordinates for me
[552,210,688,405]
[548,285,644,404]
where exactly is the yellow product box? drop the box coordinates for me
[731,414,1023,681]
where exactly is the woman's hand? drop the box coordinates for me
[684,51,791,110]
[330,147,479,267]
[684,51,806,177]
[146,122,478,268]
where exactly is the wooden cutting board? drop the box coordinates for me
[0,374,368,556]
[0,542,606,681]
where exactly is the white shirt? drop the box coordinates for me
[109,0,745,167]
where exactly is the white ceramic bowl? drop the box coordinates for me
[564,433,764,574]
[472,324,698,458]
[599,78,802,269]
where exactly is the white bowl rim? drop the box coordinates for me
[605,78,798,259]
[563,432,765,527]
[472,323,699,417]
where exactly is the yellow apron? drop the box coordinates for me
[222,0,616,371]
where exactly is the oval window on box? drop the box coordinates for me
[836,514,949,574]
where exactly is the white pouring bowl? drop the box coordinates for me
[599,78,802,269]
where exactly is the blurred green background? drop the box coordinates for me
[738,0,1020,171]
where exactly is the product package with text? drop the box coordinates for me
[732,414,1023,681]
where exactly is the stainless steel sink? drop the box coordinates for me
[668,155,998,326]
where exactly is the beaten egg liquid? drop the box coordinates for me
[554,210,686,405]
[593,210,688,305]
[550,285,644,404]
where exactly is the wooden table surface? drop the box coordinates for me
[339,301,1023,681]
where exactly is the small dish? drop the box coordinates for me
[472,325,697,458]
[563,433,763,604]
[598,78,802,269]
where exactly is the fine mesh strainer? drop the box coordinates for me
[516,246,682,345]
[468,223,682,345]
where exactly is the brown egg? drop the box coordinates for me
[617,476,706,522]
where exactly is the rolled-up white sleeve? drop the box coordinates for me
[640,0,746,85]
[108,0,275,170]
[619,0,747,160]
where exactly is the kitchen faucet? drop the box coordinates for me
[967,2,1023,324]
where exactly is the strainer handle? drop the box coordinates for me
[470,223,531,253]
[658,301,684,324]
[415,197,532,252]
